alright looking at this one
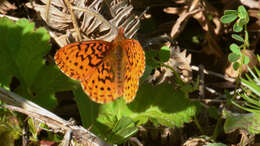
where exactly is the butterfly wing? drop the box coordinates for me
[80,59,119,103]
[54,41,111,80]
[122,39,145,102]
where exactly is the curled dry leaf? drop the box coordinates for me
[171,47,192,83]
[224,50,259,78]
[26,0,140,47]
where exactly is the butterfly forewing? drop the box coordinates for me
[54,41,111,81]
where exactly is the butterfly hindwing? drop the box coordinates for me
[80,59,119,103]
[122,39,145,102]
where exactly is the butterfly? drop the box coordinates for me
[54,28,145,103]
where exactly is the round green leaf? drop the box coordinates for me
[220,14,238,24]
[233,22,243,32]
[159,46,170,62]
[224,10,237,15]
[238,5,249,23]
[233,62,240,70]
[238,18,248,26]
[228,53,240,62]
[231,34,244,42]
[229,43,240,54]
[243,56,250,65]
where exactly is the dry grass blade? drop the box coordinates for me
[0,86,111,146]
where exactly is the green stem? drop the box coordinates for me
[159,62,184,85]
[234,25,249,95]
[211,117,222,141]
[194,115,204,134]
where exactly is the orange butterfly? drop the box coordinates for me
[54,28,145,103]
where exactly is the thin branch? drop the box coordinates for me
[191,65,236,82]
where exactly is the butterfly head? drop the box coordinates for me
[113,27,126,42]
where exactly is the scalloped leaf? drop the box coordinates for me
[0,17,77,109]
[76,82,199,143]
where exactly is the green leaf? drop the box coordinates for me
[0,17,76,109]
[159,46,170,62]
[77,83,199,143]
[233,62,240,70]
[28,118,40,141]
[31,66,77,109]
[0,17,49,88]
[231,34,244,42]
[238,18,248,26]
[107,117,138,144]
[241,77,260,97]
[208,107,219,120]
[220,10,238,24]
[229,43,240,54]
[0,112,21,146]
[238,5,249,23]
[233,21,243,32]
[243,56,250,65]
[224,10,237,15]
[73,87,99,128]
[223,110,260,134]
[228,53,240,62]
[146,50,160,68]
[95,83,198,138]
[245,31,249,45]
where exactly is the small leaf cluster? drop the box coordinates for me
[228,43,249,70]
[220,5,250,71]
[220,5,249,32]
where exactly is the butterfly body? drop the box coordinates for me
[55,28,145,103]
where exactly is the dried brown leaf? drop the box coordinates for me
[26,0,140,46]
[0,0,17,14]
[151,46,192,84]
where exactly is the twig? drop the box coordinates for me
[199,65,205,98]
[0,87,110,146]
[191,65,236,82]
[129,137,143,146]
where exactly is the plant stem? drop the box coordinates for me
[235,25,248,92]
[211,117,222,141]
[194,115,204,134]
